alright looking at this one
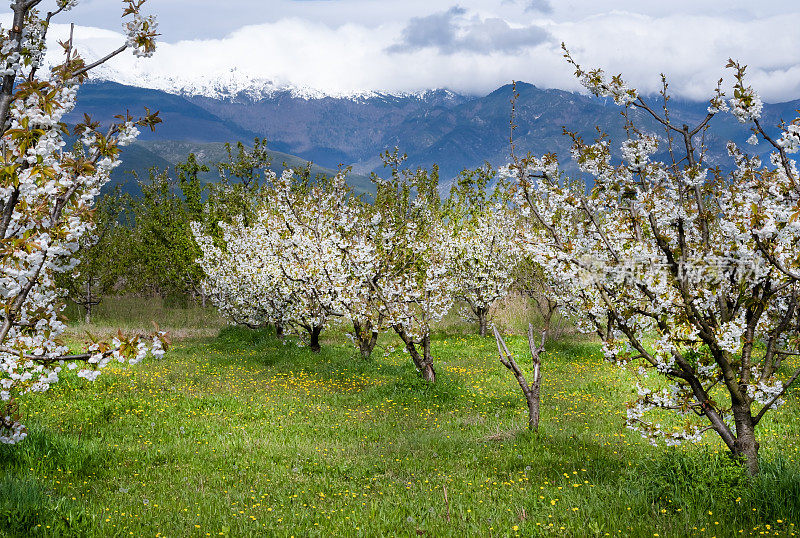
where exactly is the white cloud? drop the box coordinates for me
[3,5,800,101]
[553,12,800,102]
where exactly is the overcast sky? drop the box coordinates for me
[4,0,800,101]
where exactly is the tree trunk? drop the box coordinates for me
[275,323,284,340]
[366,331,378,359]
[526,391,539,432]
[353,320,379,360]
[421,362,435,382]
[85,280,92,324]
[732,402,760,475]
[308,325,322,353]
[477,307,489,337]
[421,334,435,382]
[494,324,543,432]
[526,324,543,431]
[394,326,436,382]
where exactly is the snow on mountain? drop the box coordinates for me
[88,63,465,103]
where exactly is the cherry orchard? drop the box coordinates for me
[444,165,521,337]
[194,152,455,380]
[364,152,454,382]
[259,168,360,352]
[193,168,371,354]
[191,214,287,332]
[510,47,800,475]
[0,0,166,445]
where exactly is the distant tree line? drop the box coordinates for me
[64,139,276,319]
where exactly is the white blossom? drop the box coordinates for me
[0,0,164,445]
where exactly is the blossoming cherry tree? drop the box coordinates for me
[0,0,166,445]
[513,46,800,474]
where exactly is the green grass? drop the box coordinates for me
[62,296,226,337]
[2,324,799,537]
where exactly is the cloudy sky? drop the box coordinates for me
[4,0,800,101]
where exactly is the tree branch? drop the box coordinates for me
[71,45,127,78]
[0,344,102,365]
[753,365,800,426]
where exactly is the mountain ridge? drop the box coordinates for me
[88,67,476,102]
[72,79,800,194]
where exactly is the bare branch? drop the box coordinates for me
[753,365,800,426]
[71,45,128,78]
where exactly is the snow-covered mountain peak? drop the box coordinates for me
[87,63,466,103]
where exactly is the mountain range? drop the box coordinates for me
[65,80,800,195]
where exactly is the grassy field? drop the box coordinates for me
[1,306,799,536]
[61,296,226,338]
